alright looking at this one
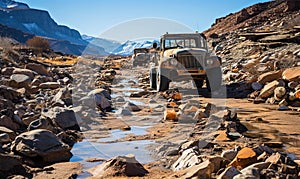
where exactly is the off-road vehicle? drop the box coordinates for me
[131,48,150,67]
[149,32,222,91]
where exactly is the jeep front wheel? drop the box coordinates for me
[150,68,157,89]
[156,69,169,91]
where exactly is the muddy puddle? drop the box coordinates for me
[71,126,155,169]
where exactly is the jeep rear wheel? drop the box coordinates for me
[157,69,169,91]
[206,67,222,92]
[150,68,157,89]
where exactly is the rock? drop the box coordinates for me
[116,108,132,116]
[51,87,72,105]
[257,70,283,85]
[253,145,274,156]
[282,66,300,81]
[274,87,286,101]
[88,88,111,111]
[42,107,80,130]
[0,115,21,131]
[233,167,259,179]
[10,74,31,88]
[251,82,263,91]
[265,152,282,164]
[209,156,229,173]
[88,154,148,177]
[243,162,271,173]
[0,133,11,143]
[229,147,257,168]
[11,129,72,166]
[1,67,15,76]
[214,130,231,142]
[123,102,141,112]
[0,126,16,139]
[259,80,279,99]
[181,159,214,179]
[28,118,54,131]
[260,55,270,63]
[172,148,202,171]
[295,90,300,99]
[25,63,48,76]
[194,108,209,120]
[288,81,298,89]
[13,68,35,79]
[39,82,60,89]
[130,91,150,97]
[164,109,178,121]
[277,105,291,111]
[221,149,238,161]
[217,166,241,179]
[0,153,22,172]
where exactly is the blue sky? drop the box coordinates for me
[20,0,270,42]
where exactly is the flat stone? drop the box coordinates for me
[39,82,60,89]
[257,70,283,85]
[13,68,35,79]
[282,66,300,81]
[10,74,31,84]
[259,80,279,99]
[164,109,178,121]
[25,63,49,76]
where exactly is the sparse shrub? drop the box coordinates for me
[26,36,50,54]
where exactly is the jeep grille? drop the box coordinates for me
[177,54,203,69]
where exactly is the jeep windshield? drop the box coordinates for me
[163,36,205,49]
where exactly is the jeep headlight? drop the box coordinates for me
[170,58,178,66]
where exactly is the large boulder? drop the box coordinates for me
[88,154,148,177]
[11,129,72,166]
[42,107,80,131]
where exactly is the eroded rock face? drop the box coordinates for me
[11,129,72,166]
[88,154,148,177]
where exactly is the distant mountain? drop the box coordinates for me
[112,40,159,56]
[82,35,121,53]
[0,0,107,55]
[0,0,28,9]
[0,23,34,43]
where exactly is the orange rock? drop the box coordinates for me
[168,102,178,108]
[164,109,178,121]
[214,130,231,142]
[295,90,300,99]
[229,147,257,169]
[172,92,182,100]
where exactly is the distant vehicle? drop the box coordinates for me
[131,48,151,67]
[149,32,222,92]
